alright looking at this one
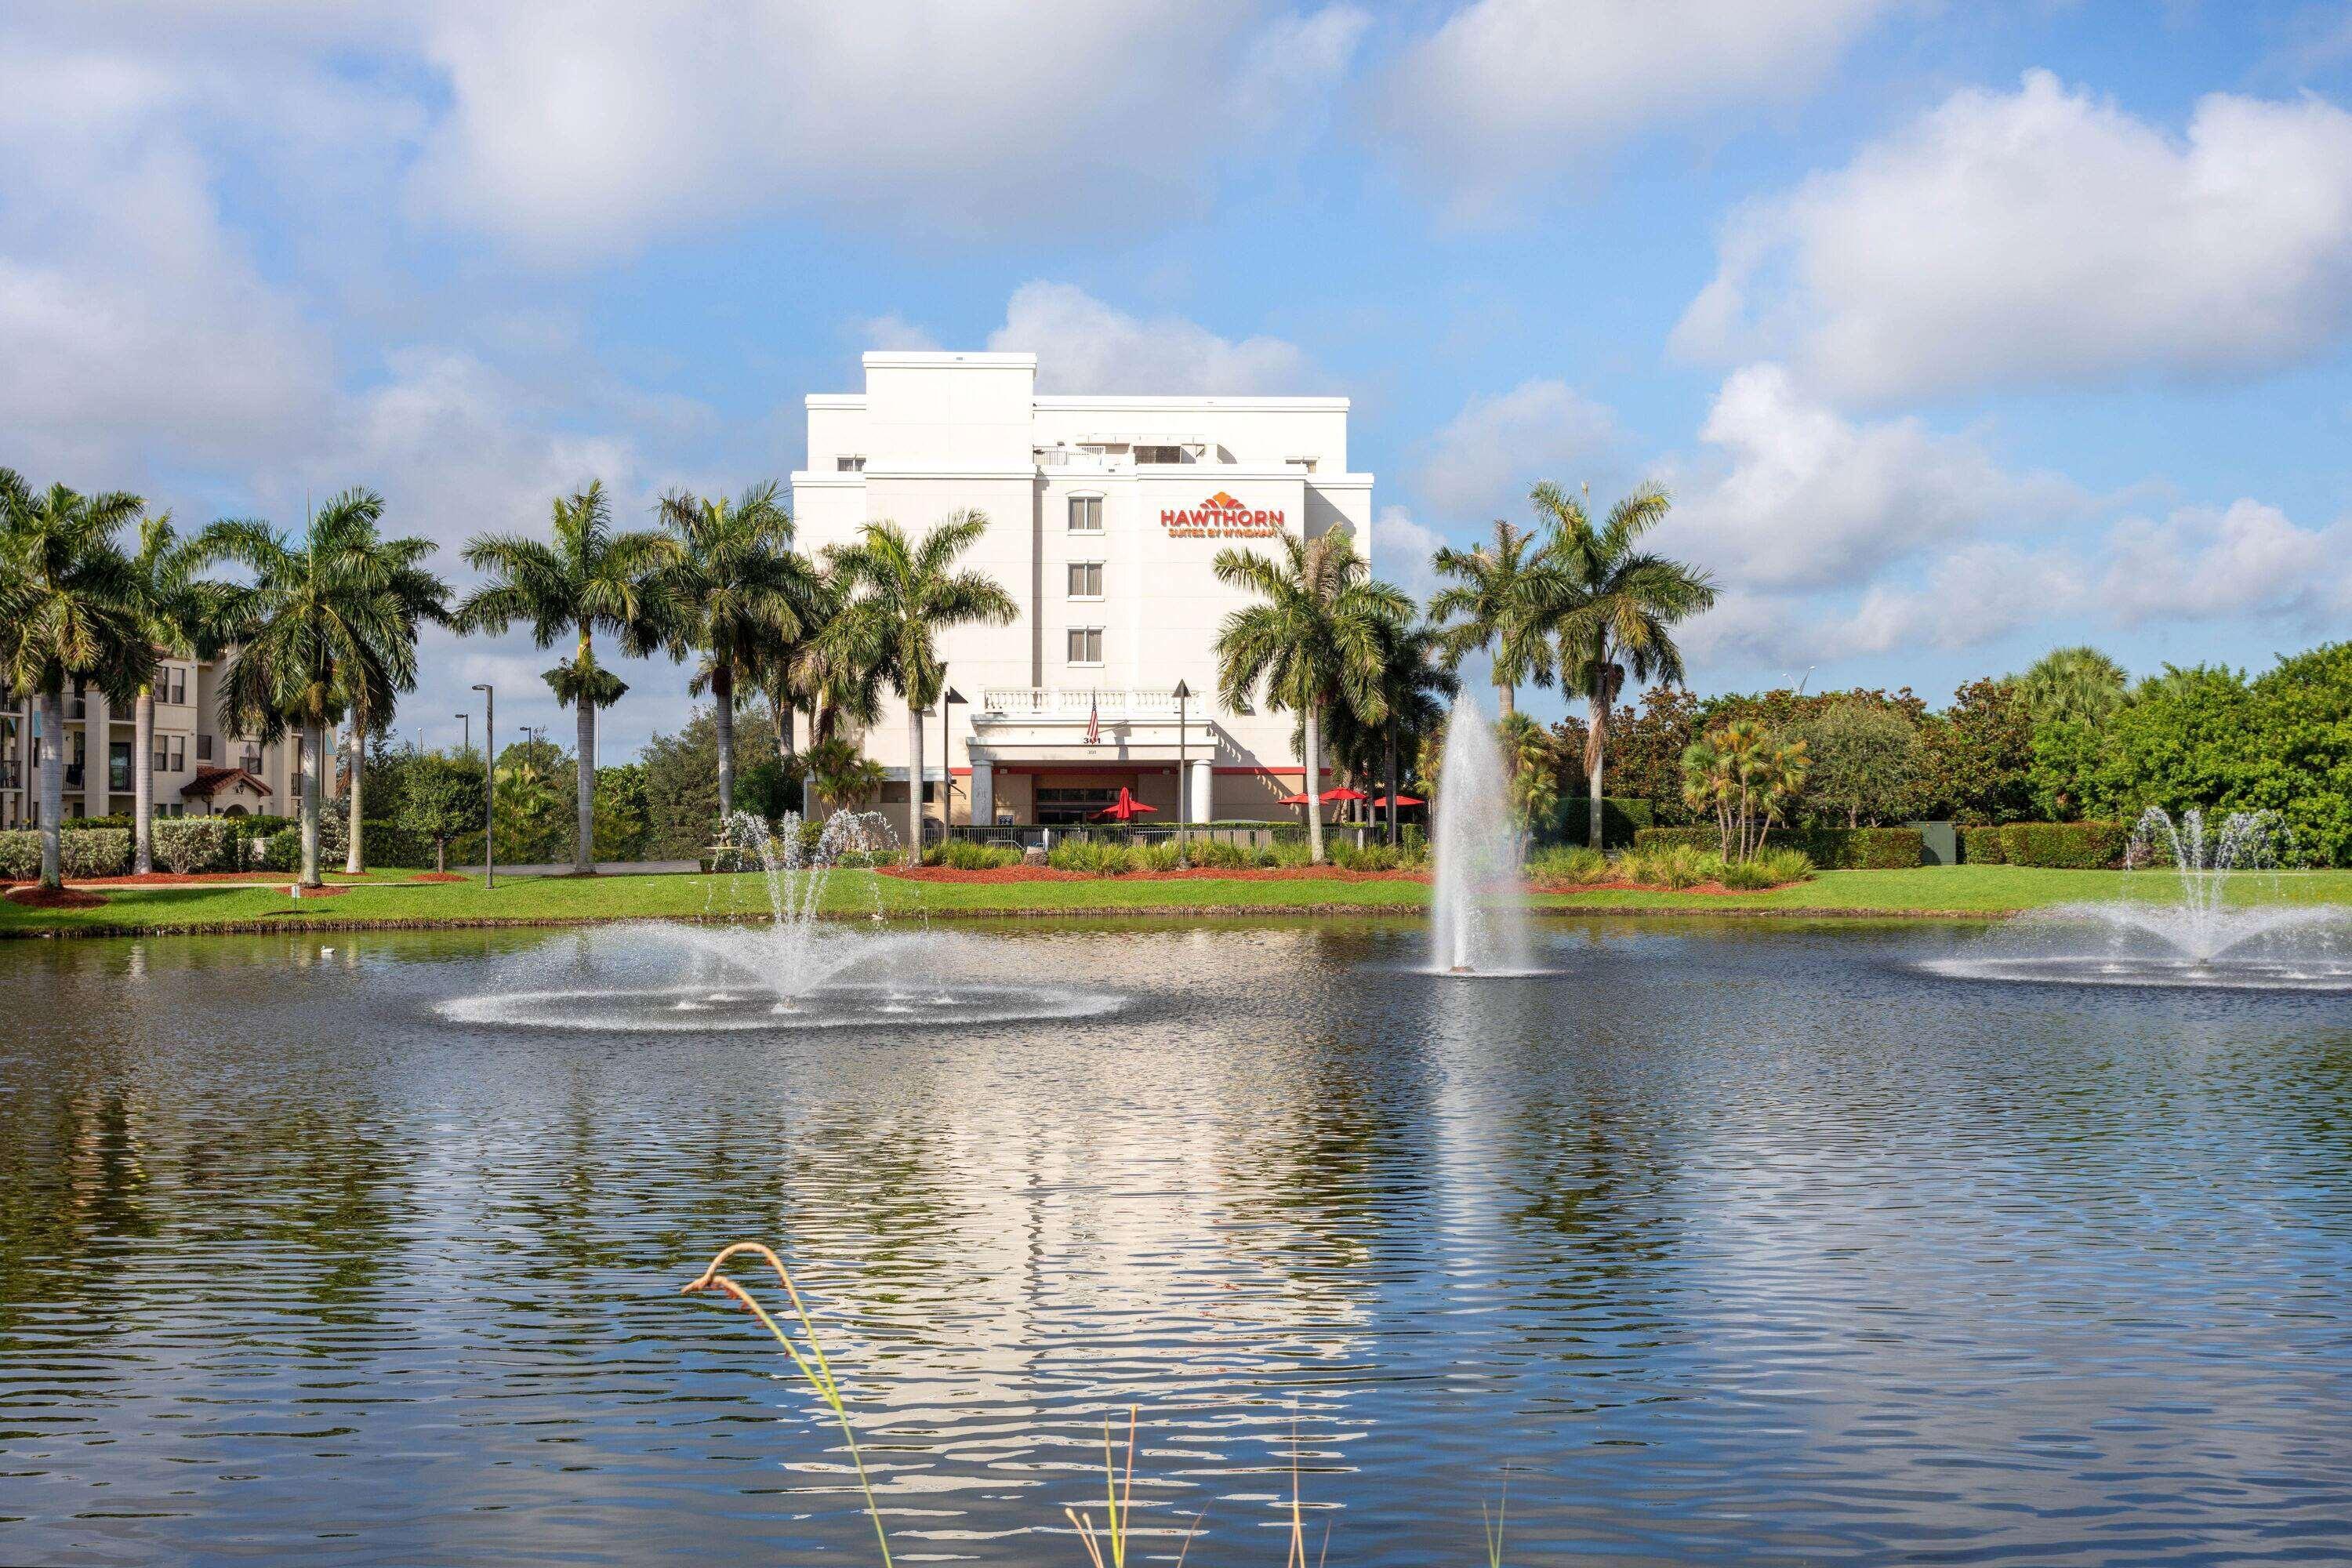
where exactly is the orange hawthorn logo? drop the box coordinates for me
[1160,492,1284,538]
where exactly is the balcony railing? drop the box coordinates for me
[978,688,1189,720]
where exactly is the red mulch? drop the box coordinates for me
[883,865,1432,884]
[285,884,350,898]
[5,870,294,887]
[4,885,109,909]
[409,873,468,884]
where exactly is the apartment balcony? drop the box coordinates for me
[979,688,1196,720]
[0,761,18,790]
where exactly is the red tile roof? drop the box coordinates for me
[180,766,272,800]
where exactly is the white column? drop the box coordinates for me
[969,758,994,826]
[1190,758,1214,824]
[85,688,110,817]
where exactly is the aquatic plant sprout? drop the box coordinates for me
[682,1241,893,1568]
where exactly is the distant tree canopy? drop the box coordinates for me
[641,704,782,860]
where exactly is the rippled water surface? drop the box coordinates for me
[5,920,2351,1566]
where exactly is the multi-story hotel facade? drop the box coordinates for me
[0,661,304,828]
[793,353,1374,829]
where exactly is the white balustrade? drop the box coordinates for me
[978,688,1189,720]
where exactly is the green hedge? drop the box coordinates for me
[1634,824,1923,869]
[1958,824,2008,864]
[0,828,133,879]
[360,818,430,868]
[1998,820,2129,869]
[1566,797,1655,849]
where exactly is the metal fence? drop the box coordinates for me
[948,820,1390,852]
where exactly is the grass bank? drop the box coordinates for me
[5,864,2351,938]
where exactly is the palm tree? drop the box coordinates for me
[0,472,153,891]
[1428,518,1554,720]
[788,560,886,817]
[1530,481,1718,852]
[1213,525,1410,863]
[2015,645,2127,727]
[333,524,449,873]
[121,513,227,874]
[828,512,1018,863]
[655,481,815,822]
[458,482,677,876]
[1310,609,1454,844]
[199,490,437,891]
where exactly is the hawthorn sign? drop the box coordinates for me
[1160,491,1284,539]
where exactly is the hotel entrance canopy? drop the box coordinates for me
[967,688,1215,764]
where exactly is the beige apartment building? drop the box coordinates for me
[0,658,306,827]
[793,352,1376,829]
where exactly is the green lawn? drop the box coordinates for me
[7,864,2352,937]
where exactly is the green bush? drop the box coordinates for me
[1998,821,2129,869]
[1957,823,2008,864]
[1621,842,1719,889]
[1566,796,1655,849]
[1632,824,1921,869]
[62,829,131,877]
[361,818,430,868]
[1047,840,1135,874]
[1183,838,1250,869]
[1329,842,1405,872]
[1527,844,1611,884]
[935,838,1020,870]
[153,817,233,873]
[1134,842,1183,872]
[1266,837,1316,869]
[0,832,41,880]
[1719,847,1815,889]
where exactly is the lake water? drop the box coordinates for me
[4,919,2350,1566]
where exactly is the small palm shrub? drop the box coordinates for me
[1047,840,1134,874]
[1184,838,1250,869]
[935,838,1019,870]
[1134,842,1183,872]
[1266,837,1316,869]
[1718,847,1815,889]
[1527,844,1610,884]
[1328,842,1403,871]
[1622,842,1719,889]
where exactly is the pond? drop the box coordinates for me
[4,919,2350,1565]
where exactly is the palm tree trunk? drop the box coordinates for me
[575,692,596,875]
[37,691,64,890]
[905,704,925,866]
[344,727,365,874]
[713,662,736,820]
[1302,704,1326,864]
[1385,726,1399,848]
[299,721,323,889]
[1497,681,1515,721]
[132,684,155,876]
[1586,681,1608,851]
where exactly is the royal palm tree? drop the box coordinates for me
[1428,518,1554,720]
[458,481,677,875]
[2015,645,2127,727]
[786,559,886,816]
[1213,525,1410,864]
[0,472,153,891]
[655,481,815,821]
[828,512,1017,863]
[199,490,437,891]
[1530,481,1718,851]
[121,514,223,874]
[1308,609,1454,844]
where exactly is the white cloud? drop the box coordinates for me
[408,2,1367,256]
[1370,503,1445,601]
[1674,71,2352,401]
[1410,379,1618,519]
[987,282,1315,394]
[1380,0,1892,220]
[2099,499,2352,626]
[1659,364,2082,592]
[1688,545,2085,670]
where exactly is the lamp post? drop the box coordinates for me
[940,683,966,840]
[1173,680,1191,865]
[456,713,470,759]
[470,683,494,889]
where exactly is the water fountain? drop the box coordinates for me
[1428,696,1539,976]
[439,809,1121,1030]
[1926,806,2352,990]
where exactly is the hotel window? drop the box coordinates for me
[198,734,214,762]
[1066,626,1104,666]
[1068,495,1102,533]
[241,746,263,775]
[110,740,132,792]
[168,668,186,705]
[836,456,865,472]
[169,736,185,771]
[1067,561,1103,599]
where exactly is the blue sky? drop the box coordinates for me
[7,1,2352,753]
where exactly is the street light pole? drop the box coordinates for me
[456,713,470,759]
[1173,679,1191,865]
[471,684,494,889]
[941,681,965,841]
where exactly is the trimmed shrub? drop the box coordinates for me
[1568,796,1655,849]
[1528,844,1610,884]
[1999,820,2129,869]
[1957,823,2008,864]
[361,818,429,869]
[0,832,41,880]
[1633,824,1922,869]
[153,817,232,874]
[62,829,131,877]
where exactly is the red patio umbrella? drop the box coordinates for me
[1274,789,1316,806]
[1367,793,1425,808]
[1092,787,1157,821]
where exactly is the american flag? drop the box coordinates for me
[1084,695,1102,745]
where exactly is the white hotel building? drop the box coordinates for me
[793,352,1374,829]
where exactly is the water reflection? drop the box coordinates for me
[2,920,2350,1563]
